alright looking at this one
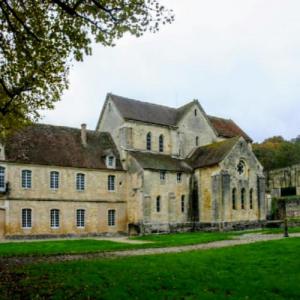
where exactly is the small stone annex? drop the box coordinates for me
[0,93,266,238]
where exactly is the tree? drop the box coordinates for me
[0,0,174,138]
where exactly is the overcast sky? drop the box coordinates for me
[42,0,300,142]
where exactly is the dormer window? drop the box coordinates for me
[106,155,116,169]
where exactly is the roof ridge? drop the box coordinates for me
[31,123,100,134]
[109,93,177,111]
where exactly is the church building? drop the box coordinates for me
[0,93,266,238]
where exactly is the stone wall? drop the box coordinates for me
[0,162,128,237]
[268,164,300,197]
[5,200,127,238]
[177,103,217,157]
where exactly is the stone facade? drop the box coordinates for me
[0,93,266,238]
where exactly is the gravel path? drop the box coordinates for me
[0,233,299,269]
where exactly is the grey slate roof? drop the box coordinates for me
[128,151,192,172]
[4,124,123,170]
[108,93,252,141]
[109,94,178,127]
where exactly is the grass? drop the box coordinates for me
[0,231,235,258]
[130,230,236,246]
[0,239,137,257]
[261,226,300,234]
[0,227,298,258]
[1,238,299,299]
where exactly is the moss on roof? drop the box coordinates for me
[128,151,192,172]
[4,124,123,170]
[188,137,239,169]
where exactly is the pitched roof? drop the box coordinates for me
[108,94,252,141]
[3,124,123,170]
[208,115,252,142]
[109,94,178,127]
[129,151,192,172]
[188,137,239,169]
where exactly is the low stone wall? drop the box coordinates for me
[130,221,266,235]
[5,231,127,240]
[286,199,300,218]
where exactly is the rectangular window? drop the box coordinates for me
[160,171,166,182]
[22,208,32,228]
[181,195,185,213]
[50,209,60,228]
[108,156,114,167]
[177,172,182,183]
[108,175,115,191]
[76,173,85,191]
[50,171,59,190]
[22,170,32,189]
[76,209,85,227]
[0,166,5,191]
[108,209,116,226]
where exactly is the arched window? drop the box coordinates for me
[194,109,197,116]
[22,208,32,228]
[249,189,253,209]
[156,196,161,212]
[181,195,185,213]
[196,136,199,146]
[50,209,60,228]
[0,166,5,191]
[50,171,59,190]
[232,188,236,210]
[146,132,152,150]
[241,188,246,209]
[76,173,85,191]
[159,134,164,152]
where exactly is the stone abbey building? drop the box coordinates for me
[0,94,266,238]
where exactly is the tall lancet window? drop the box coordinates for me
[159,135,164,152]
[146,132,152,151]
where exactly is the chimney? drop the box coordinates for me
[81,123,87,147]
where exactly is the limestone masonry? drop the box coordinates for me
[0,93,266,238]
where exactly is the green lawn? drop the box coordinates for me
[130,230,236,246]
[0,231,235,257]
[261,226,300,234]
[0,228,298,258]
[1,238,299,299]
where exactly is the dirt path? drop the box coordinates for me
[0,233,299,269]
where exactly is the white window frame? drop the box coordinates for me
[76,173,85,191]
[0,166,5,192]
[76,209,85,228]
[50,209,60,229]
[21,169,32,189]
[108,209,116,226]
[50,171,59,190]
[160,171,166,183]
[108,175,115,191]
[106,155,116,169]
[21,208,32,228]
